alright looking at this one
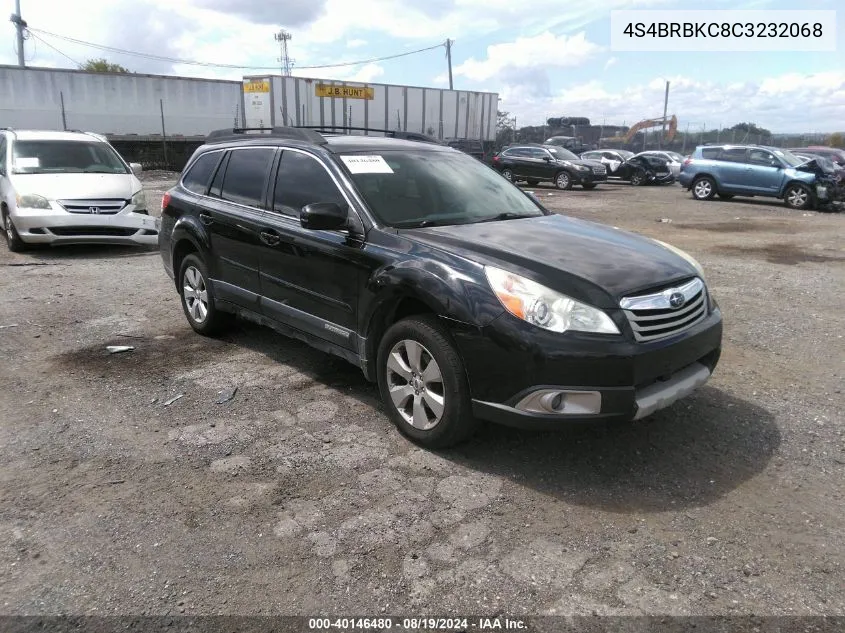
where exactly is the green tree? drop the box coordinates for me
[82,58,130,73]
[828,132,844,148]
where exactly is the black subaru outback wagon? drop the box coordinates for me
[159,127,722,448]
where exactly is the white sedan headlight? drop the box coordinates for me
[131,190,147,212]
[484,266,620,335]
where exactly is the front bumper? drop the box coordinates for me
[572,170,608,185]
[12,204,159,246]
[450,307,722,429]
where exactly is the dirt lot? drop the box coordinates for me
[1,174,843,618]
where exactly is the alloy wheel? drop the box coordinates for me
[183,265,209,324]
[385,339,445,431]
[502,169,513,182]
[556,173,570,189]
[693,179,712,198]
[786,187,809,208]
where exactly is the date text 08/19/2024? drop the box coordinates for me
[308,617,527,630]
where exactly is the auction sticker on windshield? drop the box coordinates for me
[341,155,394,174]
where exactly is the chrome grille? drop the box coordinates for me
[620,277,708,342]
[58,199,126,215]
[592,165,607,175]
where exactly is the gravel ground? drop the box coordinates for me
[0,172,843,618]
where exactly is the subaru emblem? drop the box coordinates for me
[668,291,686,309]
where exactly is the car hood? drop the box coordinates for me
[558,158,604,169]
[11,173,137,200]
[403,214,698,308]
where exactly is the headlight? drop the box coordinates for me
[484,266,620,335]
[131,190,147,212]
[16,194,51,209]
[574,165,590,171]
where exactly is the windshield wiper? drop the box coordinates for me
[475,212,537,223]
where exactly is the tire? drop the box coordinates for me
[691,176,717,200]
[784,183,813,210]
[377,315,479,449]
[582,183,597,190]
[718,193,734,200]
[630,170,650,186]
[2,208,28,253]
[526,179,539,186]
[178,253,231,336]
[554,171,573,190]
[501,168,514,182]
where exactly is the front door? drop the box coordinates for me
[714,147,749,192]
[257,148,363,351]
[741,148,785,194]
[202,147,275,309]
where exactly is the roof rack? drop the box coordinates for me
[206,127,327,145]
[296,126,442,145]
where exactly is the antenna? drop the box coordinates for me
[274,30,294,76]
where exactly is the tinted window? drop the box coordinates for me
[646,156,667,167]
[718,148,747,163]
[182,152,221,195]
[12,140,128,174]
[220,148,274,208]
[528,148,549,159]
[208,153,228,197]
[504,148,527,157]
[273,150,345,216]
[747,148,775,166]
[701,147,721,159]
[548,147,579,160]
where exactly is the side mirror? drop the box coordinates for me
[129,162,143,175]
[543,156,552,162]
[301,202,348,231]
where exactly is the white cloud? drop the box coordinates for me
[346,39,368,48]
[338,63,384,83]
[503,71,845,133]
[451,31,602,82]
[604,57,618,70]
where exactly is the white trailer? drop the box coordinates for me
[242,75,498,141]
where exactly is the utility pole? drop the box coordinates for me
[10,0,26,67]
[445,39,454,90]
[660,80,670,149]
[275,30,293,76]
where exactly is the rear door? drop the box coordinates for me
[714,148,749,192]
[257,148,363,350]
[202,146,275,309]
[503,147,530,179]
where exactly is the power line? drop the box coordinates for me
[28,31,82,68]
[28,27,445,71]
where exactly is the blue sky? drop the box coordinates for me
[3,0,843,132]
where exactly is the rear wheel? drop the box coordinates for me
[178,254,231,336]
[784,184,812,210]
[2,208,28,253]
[377,315,479,449]
[554,171,572,190]
[691,176,716,200]
[501,168,514,182]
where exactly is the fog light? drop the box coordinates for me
[551,393,563,410]
[515,389,602,415]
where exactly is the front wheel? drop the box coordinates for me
[554,171,573,190]
[630,170,650,186]
[2,208,28,252]
[178,254,231,336]
[377,315,479,449]
[691,176,717,200]
[784,184,812,210]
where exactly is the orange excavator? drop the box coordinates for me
[606,115,678,143]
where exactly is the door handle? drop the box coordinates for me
[260,230,281,246]
[199,213,213,226]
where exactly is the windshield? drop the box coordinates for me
[548,147,579,161]
[12,140,129,175]
[666,152,685,162]
[341,150,546,228]
[772,149,805,168]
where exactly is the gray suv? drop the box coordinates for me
[678,144,832,210]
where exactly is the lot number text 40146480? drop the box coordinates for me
[307,617,527,630]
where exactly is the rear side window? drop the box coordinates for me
[182,152,221,195]
[701,147,721,159]
[220,148,274,208]
[718,148,747,163]
[272,151,345,217]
